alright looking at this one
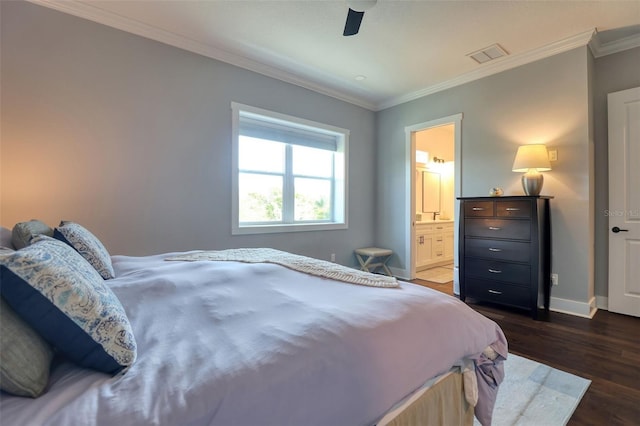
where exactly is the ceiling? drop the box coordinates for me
[31,0,640,111]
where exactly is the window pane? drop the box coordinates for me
[233,103,349,234]
[292,145,333,177]
[239,173,282,222]
[239,136,284,173]
[295,178,331,221]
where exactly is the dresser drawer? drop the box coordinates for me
[465,238,531,262]
[464,201,494,217]
[465,278,530,309]
[465,258,531,286]
[464,219,531,240]
[497,201,531,218]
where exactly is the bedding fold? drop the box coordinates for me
[166,248,398,288]
[471,340,508,425]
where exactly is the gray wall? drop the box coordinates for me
[593,46,640,300]
[376,48,595,305]
[3,1,637,310]
[0,1,377,264]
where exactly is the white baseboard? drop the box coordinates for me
[390,267,599,319]
[389,266,410,281]
[549,296,597,319]
[595,295,609,310]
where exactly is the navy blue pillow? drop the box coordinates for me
[0,236,136,374]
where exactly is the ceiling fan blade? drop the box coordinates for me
[343,8,364,36]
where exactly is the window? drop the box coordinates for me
[231,103,348,234]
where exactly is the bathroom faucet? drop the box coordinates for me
[432,212,440,221]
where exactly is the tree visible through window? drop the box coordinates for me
[232,103,348,234]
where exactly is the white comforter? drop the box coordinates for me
[1,251,507,425]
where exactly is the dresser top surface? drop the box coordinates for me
[457,195,554,200]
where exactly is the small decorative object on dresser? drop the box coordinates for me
[457,196,552,320]
[489,187,504,197]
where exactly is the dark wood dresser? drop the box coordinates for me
[457,196,552,319]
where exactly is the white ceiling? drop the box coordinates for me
[31,0,640,111]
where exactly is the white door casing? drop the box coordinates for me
[404,113,462,283]
[608,87,640,317]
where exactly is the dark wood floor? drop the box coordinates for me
[411,279,640,426]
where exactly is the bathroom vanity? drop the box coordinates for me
[415,220,454,270]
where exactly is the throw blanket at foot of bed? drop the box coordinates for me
[166,248,399,288]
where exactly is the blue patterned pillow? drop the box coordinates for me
[53,221,115,279]
[0,236,136,374]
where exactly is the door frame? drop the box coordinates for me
[404,113,462,284]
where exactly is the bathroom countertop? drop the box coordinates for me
[416,219,454,224]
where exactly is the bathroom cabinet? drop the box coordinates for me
[416,221,454,270]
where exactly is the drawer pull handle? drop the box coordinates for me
[488,289,503,295]
[488,248,502,252]
[488,269,502,274]
[505,208,520,211]
[472,207,485,211]
[488,226,501,231]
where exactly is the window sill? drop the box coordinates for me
[232,222,347,235]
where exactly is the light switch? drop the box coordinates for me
[548,149,558,162]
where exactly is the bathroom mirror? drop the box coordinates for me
[422,171,441,213]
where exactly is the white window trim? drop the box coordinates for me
[231,102,349,235]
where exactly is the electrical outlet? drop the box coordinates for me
[551,273,558,286]
[330,253,336,262]
[548,149,558,162]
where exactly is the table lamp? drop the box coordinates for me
[512,144,551,196]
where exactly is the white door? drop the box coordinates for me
[608,87,640,317]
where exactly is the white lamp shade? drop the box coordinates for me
[512,144,552,172]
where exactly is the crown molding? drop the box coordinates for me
[26,1,601,112]
[589,32,640,58]
[26,0,378,111]
[376,29,596,111]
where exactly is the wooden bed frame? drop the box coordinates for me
[378,368,474,426]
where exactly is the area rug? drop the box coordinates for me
[476,353,591,426]
[415,265,453,283]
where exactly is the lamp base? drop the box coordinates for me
[521,173,544,196]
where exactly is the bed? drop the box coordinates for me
[0,222,507,426]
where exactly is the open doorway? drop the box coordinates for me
[414,125,455,284]
[405,114,462,293]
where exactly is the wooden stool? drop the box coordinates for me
[355,247,393,276]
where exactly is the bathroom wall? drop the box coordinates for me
[415,125,455,220]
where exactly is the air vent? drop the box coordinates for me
[467,44,509,64]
